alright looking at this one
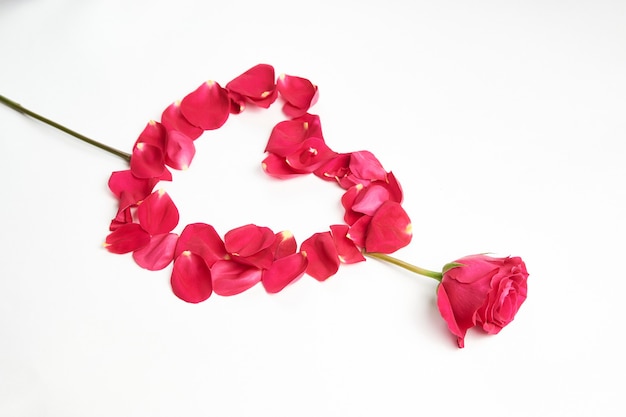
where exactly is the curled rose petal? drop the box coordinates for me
[211,260,263,296]
[137,189,180,236]
[262,252,308,293]
[165,130,196,170]
[180,80,230,130]
[365,201,412,253]
[300,232,340,281]
[171,251,213,303]
[330,225,365,264]
[161,101,203,140]
[277,73,319,118]
[174,223,227,268]
[104,223,150,254]
[226,63,278,108]
[132,233,178,271]
[285,137,337,172]
[346,215,371,249]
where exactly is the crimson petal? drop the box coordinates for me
[285,137,337,172]
[226,63,277,108]
[180,81,230,130]
[104,223,150,254]
[165,130,196,170]
[301,232,340,281]
[130,142,165,179]
[265,114,323,156]
[161,101,203,140]
[277,73,319,117]
[351,184,390,216]
[137,189,180,235]
[133,233,178,271]
[174,223,227,268]
[262,252,308,293]
[330,225,365,264]
[171,251,212,303]
[349,151,388,183]
[365,201,412,253]
[271,231,297,259]
[211,260,263,296]
[108,170,158,203]
[262,153,306,179]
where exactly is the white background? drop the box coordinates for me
[1,0,625,416]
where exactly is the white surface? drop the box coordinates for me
[1,0,625,416]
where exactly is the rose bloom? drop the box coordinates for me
[436,254,528,348]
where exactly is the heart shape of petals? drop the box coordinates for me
[106,64,413,303]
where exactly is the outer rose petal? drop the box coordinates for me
[262,252,308,293]
[165,130,196,170]
[171,251,212,303]
[225,63,278,108]
[132,233,178,271]
[174,223,227,267]
[301,232,340,281]
[365,201,412,253]
[137,189,180,236]
[437,284,467,348]
[180,81,230,130]
[330,225,365,264]
[104,223,150,254]
[346,215,371,249]
[161,101,203,140]
[211,260,263,296]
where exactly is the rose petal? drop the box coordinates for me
[108,170,158,202]
[437,284,466,348]
[350,184,390,216]
[262,153,306,179]
[285,137,337,172]
[277,73,318,117]
[300,232,340,281]
[262,252,308,293]
[174,223,228,268]
[161,101,203,140]
[104,223,150,254]
[346,215,371,249]
[271,230,297,260]
[224,224,275,269]
[226,63,277,108]
[165,130,196,170]
[132,233,178,271]
[211,260,263,296]
[330,225,365,264]
[349,151,388,183]
[265,114,323,156]
[171,251,213,303]
[137,189,180,235]
[180,80,230,130]
[130,142,165,179]
[365,201,412,253]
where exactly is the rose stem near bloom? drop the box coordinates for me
[0,94,131,162]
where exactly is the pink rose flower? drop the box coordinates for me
[436,254,528,348]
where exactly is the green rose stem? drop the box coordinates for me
[364,252,443,282]
[0,94,131,163]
